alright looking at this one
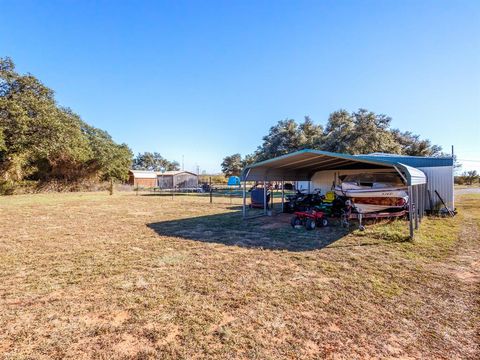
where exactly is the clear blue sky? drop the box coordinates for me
[1,0,479,173]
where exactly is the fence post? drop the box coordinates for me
[209,177,212,204]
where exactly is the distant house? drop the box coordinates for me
[128,170,158,187]
[157,171,198,189]
[128,170,198,189]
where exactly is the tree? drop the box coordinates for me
[463,170,479,185]
[323,109,400,154]
[81,123,133,181]
[0,57,133,190]
[322,110,355,153]
[132,152,179,171]
[221,153,243,177]
[241,153,257,168]
[249,109,442,161]
[349,109,400,154]
[298,116,324,149]
[391,129,442,156]
[254,119,305,161]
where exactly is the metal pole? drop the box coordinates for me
[271,183,274,213]
[209,176,212,204]
[414,186,419,230]
[408,186,414,240]
[419,184,424,222]
[418,185,422,223]
[263,179,267,215]
[281,180,285,213]
[242,179,247,218]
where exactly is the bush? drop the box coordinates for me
[0,180,15,195]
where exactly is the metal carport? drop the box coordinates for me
[241,149,427,239]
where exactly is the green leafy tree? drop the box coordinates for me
[254,119,305,161]
[238,108,443,165]
[241,153,257,168]
[132,152,179,171]
[391,129,442,156]
[463,170,479,185]
[298,116,324,149]
[221,153,243,177]
[0,57,133,190]
[81,123,133,181]
[349,109,400,154]
[323,109,400,154]
[322,110,354,153]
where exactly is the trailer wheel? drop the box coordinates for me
[291,216,302,228]
[320,218,329,227]
[305,218,316,230]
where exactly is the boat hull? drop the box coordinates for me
[335,187,408,198]
[335,186,409,214]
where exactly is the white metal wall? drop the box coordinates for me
[418,166,454,210]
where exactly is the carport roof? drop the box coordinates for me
[241,149,426,186]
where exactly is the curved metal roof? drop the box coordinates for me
[241,149,426,186]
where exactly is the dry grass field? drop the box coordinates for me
[0,192,479,359]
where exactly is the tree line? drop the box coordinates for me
[455,170,479,185]
[0,58,183,194]
[221,110,444,177]
[0,57,134,193]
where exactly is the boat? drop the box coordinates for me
[334,173,408,213]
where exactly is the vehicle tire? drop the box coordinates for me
[291,216,302,228]
[305,218,316,230]
[320,218,329,227]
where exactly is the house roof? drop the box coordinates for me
[241,149,428,186]
[129,170,157,179]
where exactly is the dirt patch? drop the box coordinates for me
[116,333,155,356]
[112,310,130,326]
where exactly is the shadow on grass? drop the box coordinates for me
[147,208,358,251]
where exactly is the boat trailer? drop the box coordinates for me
[344,209,408,231]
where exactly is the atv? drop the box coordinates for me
[291,207,329,230]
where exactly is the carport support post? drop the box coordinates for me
[408,186,414,240]
[414,186,419,230]
[420,184,425,222]
[281,180,285,213]
[242,180,246,219]
[270,184,274,213]
[263,179,267,215]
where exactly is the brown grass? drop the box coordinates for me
[0,192,478,359]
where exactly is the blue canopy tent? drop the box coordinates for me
[227,176,241,186]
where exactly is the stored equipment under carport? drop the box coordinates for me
[250,187,271,209]
[291,209,329,230]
